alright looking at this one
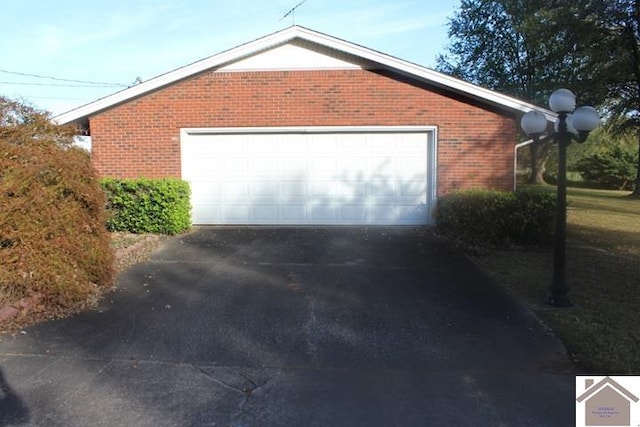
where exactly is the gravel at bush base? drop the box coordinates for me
[0,233,169,334]
[111,232,170,271]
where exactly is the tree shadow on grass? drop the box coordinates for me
[568,223,640,257]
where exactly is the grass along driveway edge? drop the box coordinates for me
[472,187,640,374]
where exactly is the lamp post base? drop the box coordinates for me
[547,293,573,307]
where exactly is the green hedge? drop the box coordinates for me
[436,189,556,246]
[101,178,191,235]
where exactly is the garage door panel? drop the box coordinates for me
[367,134,396,153]
[338,157,367,177]
[368,205,396,222]
[220,182,249,201]
[398,205,428,223]
[223,158,249,177]
[251,135,277,154]
[281,181,307,201]
[398,138,427,154]
[187,160,216,175]
[221,205,250,222]
[217,135,248,153]
[280,157,306,174]
[310,205,337,221]
[341,205,366,222]
[399,157,427,175]
[192,204,221,223]
[339,181,367,203]
[339,136,367,154]
[309,181,337,198]
[309,157,337,178]
[252,157,278,176]
[191,181,221,203]
[399,179,428,199]
[368,157,395,178]
[181,129,433,225]
[309,135,337,154]
[252,181,278,200]
[252,205,278,221]
[368,180,395,200]
[282,205,306,221]
[279,136,307,155]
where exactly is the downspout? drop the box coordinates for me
[514,133,552,190]
[514,138,535,191]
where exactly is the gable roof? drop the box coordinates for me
[576,376,639,403]
[53,25,555,127]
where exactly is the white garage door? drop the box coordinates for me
[181,127,436,225]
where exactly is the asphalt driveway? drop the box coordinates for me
[0,227,575,426]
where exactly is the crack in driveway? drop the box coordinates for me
[190,364,269,421]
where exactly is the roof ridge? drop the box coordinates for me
[53,26,554,126]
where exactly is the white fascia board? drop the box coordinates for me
[53,28,302,125]
[53,25,555,125]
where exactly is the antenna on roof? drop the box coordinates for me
[127,76,143,87]
[279,0,307,26]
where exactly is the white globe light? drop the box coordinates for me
[572,106,600,132]
[554,114,578,136]
[549,88,576,113]
[520,110,548,135]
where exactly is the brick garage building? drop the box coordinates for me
[55,26,552,226]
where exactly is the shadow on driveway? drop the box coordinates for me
[0,366,30,426]
[0,227,575,426]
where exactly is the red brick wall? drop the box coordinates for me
[89,69,517,195]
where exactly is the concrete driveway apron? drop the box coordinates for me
[0,227,575,426]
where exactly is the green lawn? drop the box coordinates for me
[567,188,640,257]
[472,187,640,374]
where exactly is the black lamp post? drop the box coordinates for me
[520,89,600,307]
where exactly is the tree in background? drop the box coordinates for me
[575,147,637,190]
[564,126,638,190]
[437,0,606,184]
[595,0,640,197]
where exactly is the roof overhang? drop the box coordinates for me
[53,25,556,127]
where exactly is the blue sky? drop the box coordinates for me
[1,0,459,116]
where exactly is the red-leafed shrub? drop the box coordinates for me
[0,96,114,310]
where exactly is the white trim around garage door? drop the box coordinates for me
[180,126,438,225]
